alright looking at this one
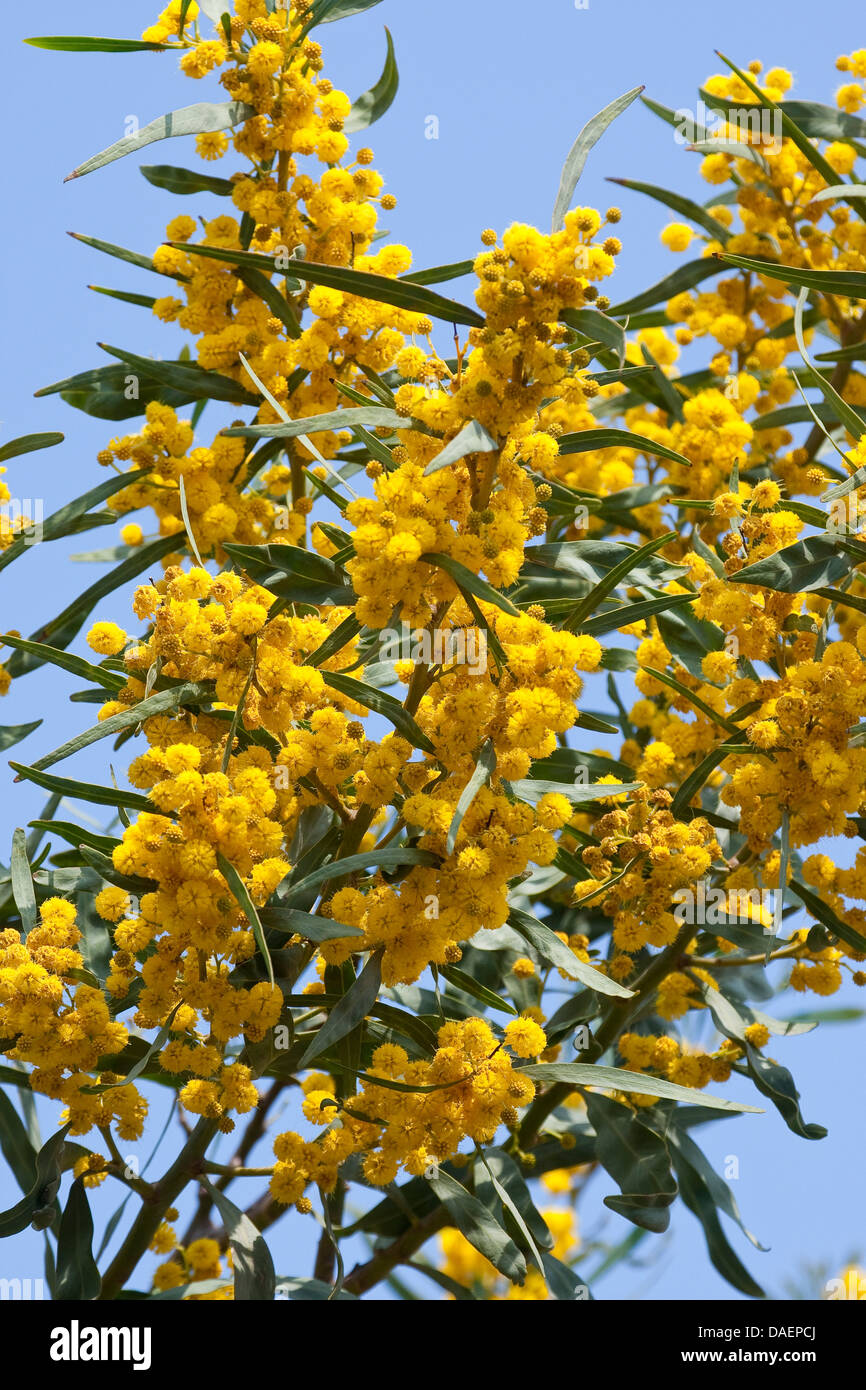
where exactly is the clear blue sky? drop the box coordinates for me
[1,0,864,1301]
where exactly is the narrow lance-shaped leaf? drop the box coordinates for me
[698,984,826,1140]
[520,1063,762,1112]
[217,853,274,989]
[607,176,731,241]
[199,1179,276,1301]
[30,682,212,773]
[608,259,724,317]
[0,721,42,752]
[0,432,64,464]
[140,163,235,196]
[425,1167,526,1285]
[0,468,151,576]
[584,1090,678,1232]
[283,846,438,905]
[99,343,259,406]
[445,740,496,855]
[508,906,633,999]
[558,428,692,470]
[665,1136,766,1298]
[0,1091,38,1195]
[25,35,171,52]
[10,762,155,814]
[552,86,644,232]
[54,1180,102,1300]
[298,949,383,1067]
[66,100,256,181]
[345,27,398,133]
[11,829,37,936]
[0,1123,72,1238]
[424,419,499,476]
[320,671,436,754]
[176,242,486,326]
[0,636,124,690]
[420,551,520,617]
[716,251,866,301]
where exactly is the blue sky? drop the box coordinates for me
[1,0,864,1301]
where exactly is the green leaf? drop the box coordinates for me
[607,177,731,241]
[425,1167,526,1284]
[54,1180,102,1300]
[717,53,860,215]
[563,529,678,630]
[731,535,855,593]
[665,1135,766,1298]
[217,853,274,989]
[67,230,177,278]
[32,682,212,772]
[667,1117,766,1250]
[0,721,42,752]
[445,740,496,855]
[258,904,365,943]
[308,0,385,25]
[10,829,37,936]
[27,820,119,856]
[88,285,157,310]
[508,907,633,999]
[140,163,235,196]
[699,985,826,1140]
[581,591,697,637]
[99,343,259,406]
[717,251,866,301]
[0,468,151,576]
[420,551,520,616]
[0,636,124,690]
[0,1123,71,1238]
[0,1090,38,1194]
[561,306,626,364]
[26,35,170,52]
[671,734,751,818]
[179,242,485,326]
[273,1275,357,1300]
[558,428,691,469]
[424,419,498,476]
[608,259,724,317]
[199,1179,275,1301]
[507,779,640,805]
[519,1063,762,1112]
[584,1090,677,1232]
[225,541,354,605]
[789,878,866,956]
[298,950,382,1067]
[223,404,402,442]
[439,964,518,1016]
[235,266,302,339]
[780,99,866,145]
[0,432,64,464]
[10,762,154,815]
[283,846,438,905]
[551,86,644,232]
[401,259,474,287]
[66,100,255,181]
[9,535,181,675]
[792,287,866,442]
[303,614,362,669]
[345,26,398,133]
[320,671,436,753]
